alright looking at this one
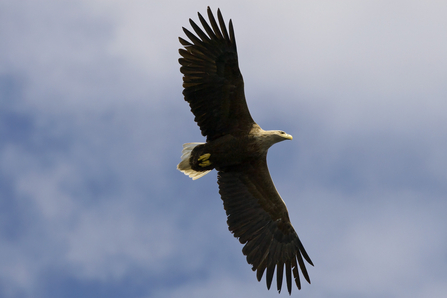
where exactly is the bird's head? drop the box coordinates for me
[275,130,293,141]
[258,129,293,149]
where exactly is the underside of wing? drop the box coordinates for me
[217,157,313,294]
[179,7,255,141]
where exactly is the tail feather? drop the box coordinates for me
[177,142,211,180]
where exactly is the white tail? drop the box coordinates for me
[177,142,211,180]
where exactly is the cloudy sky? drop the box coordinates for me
[1,0,447,297]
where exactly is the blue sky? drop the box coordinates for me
[1,0,447,297]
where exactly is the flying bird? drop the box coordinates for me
[177,7,313,294]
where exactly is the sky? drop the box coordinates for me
[1,0,447,297]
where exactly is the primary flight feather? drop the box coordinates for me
[177,7,313,294]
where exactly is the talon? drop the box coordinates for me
[198,153,211,161]
[199,160,211,167]
[198,153,211,167]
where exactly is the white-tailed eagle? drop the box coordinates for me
[177,7,313,294]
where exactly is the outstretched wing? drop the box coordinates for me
[179,7,255,141]
[217,156,313,294]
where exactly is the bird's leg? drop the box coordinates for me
[198,153,212,167]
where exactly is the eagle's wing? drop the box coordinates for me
[179,7,255,141]
[218,156,313,294]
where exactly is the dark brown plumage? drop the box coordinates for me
[177,7,313,294]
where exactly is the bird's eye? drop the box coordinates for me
[280,131,285,134]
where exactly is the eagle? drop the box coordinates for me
[177,7,313,294]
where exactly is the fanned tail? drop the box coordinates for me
[177,142,211,180]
